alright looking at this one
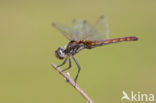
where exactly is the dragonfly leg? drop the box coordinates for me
[72,56,81,82]
[62,58,72,71]
[57,58,68,67]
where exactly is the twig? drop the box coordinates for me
[51,63,94,103]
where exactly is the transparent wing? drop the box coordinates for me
[85,15,110,40]
[52,21,88,41]
[72,19,91,40]
[52,23,75,40]
[53,15,109,41]
[95,15,109,39]
[72,18,104,40]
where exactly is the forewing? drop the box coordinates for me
[53,21,88,41]
[53,16,109,41]
[52,23,74,40]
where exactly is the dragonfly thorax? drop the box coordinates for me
[55,47,65,59]
[64,41,85,56]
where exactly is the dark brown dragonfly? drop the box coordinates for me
[53,16,138,82]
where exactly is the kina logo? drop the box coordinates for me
[121,90,154,102]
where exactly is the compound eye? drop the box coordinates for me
[58,49,65,57]
[55,47,65,59]
[59,50,63,55]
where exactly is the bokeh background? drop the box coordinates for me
[0,0,156,103]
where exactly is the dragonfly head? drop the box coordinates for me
[55,47,65,59]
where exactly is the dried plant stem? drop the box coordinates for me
[51,63,94,103]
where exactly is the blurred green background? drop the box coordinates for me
[0,0,156,103]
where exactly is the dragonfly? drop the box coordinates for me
[53,15,138,82]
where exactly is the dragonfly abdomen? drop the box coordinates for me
[87,36,138,48]
[103,36,138,44]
